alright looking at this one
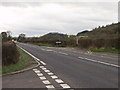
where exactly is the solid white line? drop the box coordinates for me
[40,61,46,65]
[55,79,64,83]
[42,80,51,84]
[46,85,55,88]
[78,57,120,68]
[60,84,71,88]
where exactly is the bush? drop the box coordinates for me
[2,41,19,66]
[78,38,92,48]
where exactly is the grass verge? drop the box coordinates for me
[2,47,35,74]
[89,48,120,54]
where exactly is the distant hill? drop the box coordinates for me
[77,23,119,39]
[39,33,68,41]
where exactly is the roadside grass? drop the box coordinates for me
[30,43,53,47]
[2,47,34,74]
[89,48,120,54]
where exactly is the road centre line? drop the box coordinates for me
[78,56,120,68]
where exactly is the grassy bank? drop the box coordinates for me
[89,48,120,54]
[2,47,35,74]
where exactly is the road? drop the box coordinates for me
[3,42,119,89]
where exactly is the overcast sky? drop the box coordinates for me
[0,0,118,37]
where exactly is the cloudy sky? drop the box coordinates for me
[0,0,118,37]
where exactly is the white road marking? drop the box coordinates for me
[44,70,50,73]
[39,76,46,80]
[60,84,71,88]
[42,80,51,84]
[59,52,68,55]
[40,61,46,65]
[47,72,54,75]
[33,69,38,71]
[40,66,44,68]
[41,49,46,51]
[42,68,47,70]
[51,75,58,79]
[34,70,40,73]
[46,50,53,52]
[78,56,120,68]
[55,79,64,83]
[46,85,55,88]
[37,73,43,76]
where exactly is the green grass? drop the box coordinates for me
[30,43,53,47]
[89,48,120,54]
[2,47,34,74]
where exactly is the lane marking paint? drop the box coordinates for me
[60,84,71,88]
[41,68,47,70]
[40,61,46,65]
[51,75,58,79]
[59,52,68,55]
[40,66,44,68]
[47,72,54,75]
[34,70,40,73]
[42,80,51,84]
[44,70,50,73]
[46,85,55,88]
[39,76,46,80]
[55,79,64,83]
[78,57,120,68]
[33,69,38,71]
[37,73,43,76]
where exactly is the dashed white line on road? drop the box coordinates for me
[42,80,51,84]
[40,66,44,68]
[41,67,47,70]
[60,84,71,88]
[37,73,43,76]
[55,79,64,83]
[78,56,120,68]
[47,72,54,75]
[46,85,55,88]
[33,69,38,71]
[51,75,58,79]
[44,70,50,73]
[34,70,40,73]
[59,52,68,55]
[39,76,46,80]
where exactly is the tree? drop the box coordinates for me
[17,34,26,41]
[1,32,7,42]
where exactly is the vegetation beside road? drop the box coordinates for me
[89,48,120,54]
[2,46,35,74]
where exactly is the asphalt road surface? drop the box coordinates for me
[3,42,119,89]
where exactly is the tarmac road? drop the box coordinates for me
[2,42,119,89]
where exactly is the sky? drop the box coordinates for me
[0,0,118,37]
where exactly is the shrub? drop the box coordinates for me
[2,41,19,66]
